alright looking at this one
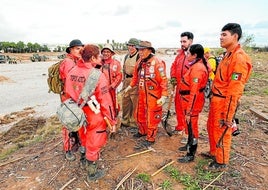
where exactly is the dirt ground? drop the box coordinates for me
[0,51,267,190]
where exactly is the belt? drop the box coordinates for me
[179,87,206,95]
[212,92,226,98]
[125,74,133,78]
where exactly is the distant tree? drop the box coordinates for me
[241,33,255,47]
[17,41,25,53]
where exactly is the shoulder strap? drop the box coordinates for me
[123,54,128,63]
[79,68,102,107]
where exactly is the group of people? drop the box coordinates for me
[56,22,252,182]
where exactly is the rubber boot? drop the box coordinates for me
[178,138,198,163]
[86,160,105,182]
[178,143,189,151]
[178,134,191,151]
[65,150,76,161]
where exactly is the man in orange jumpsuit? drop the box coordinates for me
[65,44,116,181]
[170,32,194,137]
[205,23,252,171]
[177,44,209,163]
[59,39,84,161]
[124,41,168,147]
[101,44,123,117]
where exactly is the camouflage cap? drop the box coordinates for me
[126,38,140,46]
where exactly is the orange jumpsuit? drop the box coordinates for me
[59,54,81,152]
[130,55,168,142]
[170,49,190,131]
[179,60,208,138]
[101,58,123,115]
[65,60,116,161]
[207,44,252,164]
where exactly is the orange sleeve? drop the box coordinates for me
[170,55,179,78]
[155,58,168,97]
[130,59,141,87]
[110,59,123,89]
[223,53,252,122]
[187,64,208,114]
[95,74,117,125]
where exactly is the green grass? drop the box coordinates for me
[0,120,61,161]
[162,159,225,190]
[136,173,151,183]
[160,180,173,190]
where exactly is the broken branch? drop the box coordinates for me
[151,160,175,177]
[115,166,138,190]
[126,149,152,158]
[59,177,76,190]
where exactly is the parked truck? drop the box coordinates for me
[0,54,7,64]
[30,54,49,62]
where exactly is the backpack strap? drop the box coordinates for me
[78,68,102,107]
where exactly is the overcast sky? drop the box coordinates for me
[1,0,267,48]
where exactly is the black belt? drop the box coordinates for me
[212,92,226,98]
[179,87,205,95]
[125,74,133,78]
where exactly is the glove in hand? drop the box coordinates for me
[157,96,167,106]
[123,86,132,97]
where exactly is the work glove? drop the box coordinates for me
[157,96,167,106]
[110,125,116,133]
[123,85,132,97]
[170,77,177,87]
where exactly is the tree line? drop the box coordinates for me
[1,35,266,54]
[0,41,53,53]
[0,40,129,54]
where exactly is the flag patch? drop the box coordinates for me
[231,73,242,80]
[193,78,199,83]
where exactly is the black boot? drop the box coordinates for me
[178,144,189,151]
[178,139,198,163]
[86,160,105,181]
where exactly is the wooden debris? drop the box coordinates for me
[151,160,175,177]
[48,162,66,184]
[203,171,225,190]
[59,177,76,190]
[249,108,268,121]
[126,149,152,158]
[115,166,138,190]
[0,156,24,167]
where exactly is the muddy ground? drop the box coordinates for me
[0,51,267,190]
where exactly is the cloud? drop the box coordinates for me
[0,0,267,48]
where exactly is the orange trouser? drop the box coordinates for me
[181,95,200,138]
[135,91,162,142]
[62,126,85,152]
[83,106,108,161]
[174,89,187,132]
[62,127,72,151]
[207,96,232,164]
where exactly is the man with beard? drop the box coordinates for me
[170,32,194,146]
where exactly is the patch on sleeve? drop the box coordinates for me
[193,78,199,83]
[158,67,166,77]
[231,72,242,81]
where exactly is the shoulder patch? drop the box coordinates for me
[231,72,242,80]
[193,78,199,83]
